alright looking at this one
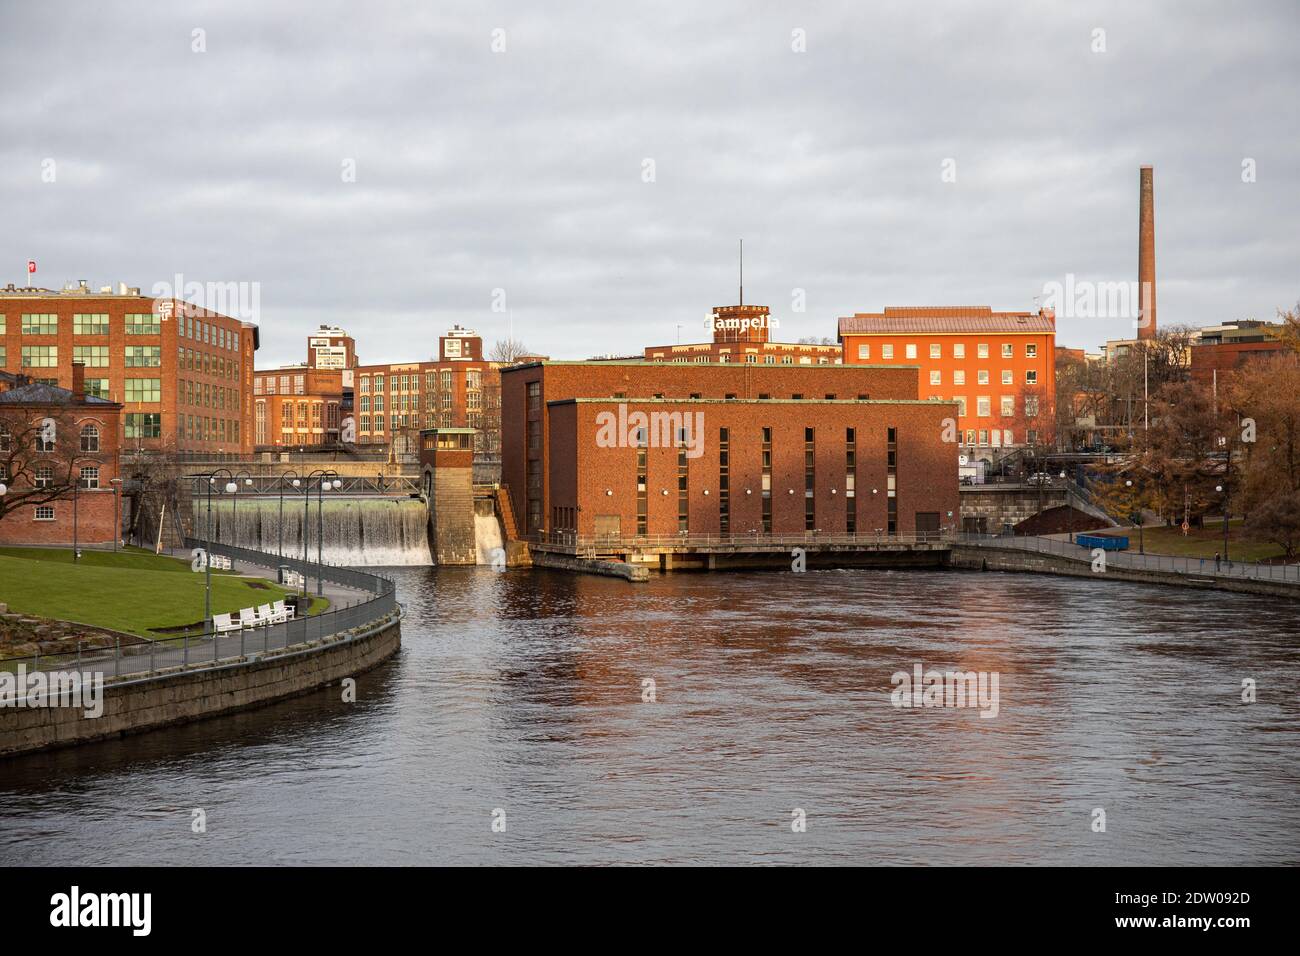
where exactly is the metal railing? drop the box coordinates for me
[528,530,952,549]
[3,545,397,677]
[954,532,1300,585]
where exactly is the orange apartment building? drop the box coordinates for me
[838,307,1057,464]
[0,282,258,456]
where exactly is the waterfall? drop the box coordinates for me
[474,513,504,566]
[195,496,433,566]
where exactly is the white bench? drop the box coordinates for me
[273,599,296,621]
[259,602,288,625]
[213,612,242,635]
[239,607,263,628]
[208,554,232,571]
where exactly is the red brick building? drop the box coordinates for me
[0,366,124,546]
[1189,321,1289,387]
[501,360,957,539]
[0,283,258,456]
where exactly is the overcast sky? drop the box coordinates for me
[2,0,1297,366]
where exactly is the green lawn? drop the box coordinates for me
[1094,520,1288,563]
[0,547,328,638]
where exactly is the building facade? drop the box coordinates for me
[501,360,955,539]
[838,306,1057,463]
[0,366,124,546]
[644,303,842,366]
[0,283,257,456]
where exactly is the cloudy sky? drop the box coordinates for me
[2,0,1297,366]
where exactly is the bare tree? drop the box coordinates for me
[0,409,95,522]
[489,338,534,365]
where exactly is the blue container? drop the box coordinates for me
[1077,534,1127,551]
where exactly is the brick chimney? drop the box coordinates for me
[71,361,86,401]
[1138,165,1156,340]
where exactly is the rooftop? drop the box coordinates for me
[838,306,1056,335]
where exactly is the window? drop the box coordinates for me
[977,370,989,385]
[1001,396,1015,417]
[953,370,965,385]
[84,379,108,399]
[34,505,55,521]
[74,313,109,335]
[929,343,941,359]
[35,465,53,488]
[1025,370,1038,385]
[0,345,4,366]
[954,396,967,417]
[22,313,57,335]
[125,378,161,403]
[360,376,371,393]
[1026,343,1038,358]
[905,344,917,359]
[124,313,161,335]
[1025,396,1040,417]
[1001,343,1013,358]
[79,465,99,489]
[978,429,989,446]
[80,423,100,452]
[953,343,965,359]
[73,345,109,367]
[527,382,541,413]
[21,345,57,367]
[977,397,991,417]
[1002,370,1013,385]
[929,370,941,386]
[881,344,894,359]
[1003,429,1014,446]
[125,346,161,367]
[977,343,989,359]
[125,413,162,439]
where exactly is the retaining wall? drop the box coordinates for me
[0,614,401,759]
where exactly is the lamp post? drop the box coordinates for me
[1126,478,1144,554]
[197,468,239,628]
[226,470,254,569]
[302,469,341,599]
[1060,469,1073,543]
[277,470,301,560]
[1216,483,1229,563]
[110,477,123,552]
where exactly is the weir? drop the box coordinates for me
[193,496,433,566]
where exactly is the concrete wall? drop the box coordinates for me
[0,615,401,759]
[949,544,1300,600]
[959,486,1066,531]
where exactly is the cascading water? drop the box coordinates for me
[474,512,504,566]
[195,496,433,566]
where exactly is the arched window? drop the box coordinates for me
[81,423,100,452]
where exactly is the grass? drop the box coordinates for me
[1093,520,1288,563]
[0,546,329,639]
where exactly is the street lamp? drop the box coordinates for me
[277,470,301,560]
[1125,479,1144,554]
[225,470,254,569]
[110,477,123,552]
[1216,483,1229,563]
[302,469,341,598]
[1060,469,1073,543]
[196,468,239,628]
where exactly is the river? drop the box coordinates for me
[2,567,1297,865]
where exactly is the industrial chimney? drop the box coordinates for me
[1138,165,1156,340]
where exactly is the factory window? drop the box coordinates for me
[718,427,730,535]
[21,345,58,367]
[80,424,100,452]
[73,345,109,367]
[125,378,161,403]
[124,413,162,439]
[124,313,161,335]
[35,465,54,488]
[125,346,161,367]
[73,313,109,335]
[21,313,57,335]
[79,466,99,489]
[84,379,108,399]
[34,506,55,521]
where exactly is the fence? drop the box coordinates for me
[955,532,1300,584]
[3,543,397,677]
[528,530,952,550]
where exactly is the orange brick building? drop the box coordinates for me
[1,283,258,456]
[0,366,124,546]
[838,307,1057,463]
[501,360,957,539]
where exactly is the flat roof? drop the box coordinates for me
[503,359,906,371]
[548,397,955,406]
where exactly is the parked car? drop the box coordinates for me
[1027,473,1054,485]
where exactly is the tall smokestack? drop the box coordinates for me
[1138,165,1156,340]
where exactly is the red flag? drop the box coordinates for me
[27,260,36,274]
